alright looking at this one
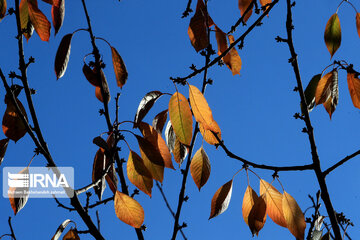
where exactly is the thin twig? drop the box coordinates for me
[8,217,16,240]
[323,149,360,177]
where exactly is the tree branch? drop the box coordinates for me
[8,217,16,240]
[323,148,360,177]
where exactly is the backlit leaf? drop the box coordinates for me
[51,0,65,35]
[51,219,71,240]
[111,46,128,88]
[347,71,360,109]
[164,121,176,152]
[20,0,34,41]
[242,186,257,226]
[94,69,110,103]
[28,0,51,41]
[136,135,164,182]
[114,191,144,228]
[303,74,321,112]
[238,0,252,23]
[248,194,266,236]
[199,120,221,145]
[209,180,233,219]
[127,151,153,197]
[2,98,28,142]
[190,146,211,190]
[324,13,341,58]
[152,109,168,134]
[0,0,6,21]
[134,91,163,128]
[8,167,29,215]
[62,228,80,240]
[173,137,188,165]
[0,138,9,166]
[315,70,338,118]
[259,0,271,11]
[168,92,193,146]
[54,33,73,79]
[282,191,306,240]
[356,13,360,39]
[260,179,286,228]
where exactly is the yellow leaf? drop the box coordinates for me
[114,191,144,228]
[2,98,28,142]
[356,13,360,39]
[127,151,153,197]
[111,46,128,88]
[20,0,34,41]
[190,147,211,190]
[172,137,188,166]
[28,0,51,41]
[282,191,306,240]
[315,70,338,118]
[248,194,267,236]
[168,92,193,146]
[259,179,287,228]
[209,180,233,219]
[238,0,252,23]
[62,228,80,240]
[199,120,221,145]
[242,186,257,226]
[347,72,360,109]
[0,0,6,21]
[324,13,341,58]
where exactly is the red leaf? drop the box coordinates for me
[28,0,51,41]
[51,0,65,35]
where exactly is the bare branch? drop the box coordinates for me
[323,148,360,177]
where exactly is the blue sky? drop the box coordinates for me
[1,0,360,239]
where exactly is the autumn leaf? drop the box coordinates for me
[42,0,53,4]
[168,92,193,146]
[259,0,272,11]
[51,0,65,35]
[92,148,106,200]
[303,74,321,112]
[315,70,338,118]
[199,120,221,145]
[51,219,72,240]
[242,186,257,226]
[164,121,176,152]
[28,0,51,41]
[347,71,360,109]
[8,167,29,215]
[209,180,233,219]
[114,191,144,228]
[324,13,341,58]
[104,133,118,194]
[2,98,28,142]
[82,63,101,87]
[54,33,73,79]
[238,0,252,23]
[152,109,168,134]
[259,179,287,228]
[164,121,188,165]
[190,146,211,190]
[20,0,34,41]
[133,91,163,128]
[248,194,266,236]
[62,228,80,240]
[356,13,360,39]
[0,138,9,166]
[127,151,153,197]
[94,69,111,103]
[282,191,306,240]
[0,0,6,21]
[111,46,128,88]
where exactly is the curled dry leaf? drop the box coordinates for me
[173,137,188,166]
[356,13,360,39]
[282,191,306,240]
[94,69,110,103]
[114,191,144,228]
[0,138,9,166]
[8,167,29,215]
[347,71,360,109]
[51,219,72,240]
[127,151,153,197]
[303,74,321,112]
[92,148,106,200]
[93,136,109,152]
[199,120,221,145]
[2,98,28,142]
[28,0,51,41]
[190,146,211,190]
[324,13,341,58]
[20,0,34,41]
[242,186,257,226]
[209,180,233,219]
[104,133,118,194]
[51,0,65,35]
[238,0,252,23]
[62,228,80,240]
[82,63,101,87]
[164,121,176,152]
[133,91,163,128]
[168,92,193,146]
[0,0,6,21]
[55,33,73,79]
[315,70,338,118]
[111,46,128,88]
[152,109,168,134]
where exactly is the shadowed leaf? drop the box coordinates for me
[82,63,101,87]
[190,146,211,190]
[173,137,188,166]
[324,13,341,58]
[199,121,221,145]
[0,138,9,165]
[2,98,28,142]
[55,33,73,79]
[28,0,51,41]
[51,0,65,35]
[152,109,168,134]
[238,0,252,23]
[356,13,360,39]
[134,91,163,128]
[347,71,360,109]
[242,186,257,226]
[51,219,71,240]
[0,0,6,21]
[94,69,110,103]
[164,121,176,152]
[8,167,29,215]
[209,180,233,219]
[114,191,144,228]
[92,148,106,200]
[20,0,34,41]
[315,70,338,118]
[104,133,118,194]
[282,191,306,240]
[111,46,128,88]
[62,228,80,240]
[303,74,321,112]
[248,194,267,236]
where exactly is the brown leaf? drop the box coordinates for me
[94,69,110,103]
[315,70,338,118]
[199,121,221,145]
[0,138,9,166]
[324,13,341,58]
[51,219,71,240]
[0,0,6,21]
[238,0,252,23]
[209,180,233,219]
[92,149,106,200]
[127,151,153,197]
[259,179,287,228]
[93,136,109,152]
[42,0,53,3]
[134,91,163,128]
[356,13,360,39]
[172,137,188,165]
[8,167,29,215]
[2,98,28,142]
[114,191,144,228]
[54,33,73,79]
[20,0,34,41]
[282,191,306,240]
[104,133,118,194]
[82,63,101,87]
[347,72,360,109]
[28,0,51,41]
[62,228,80,240]
[152,109,168,134]
[51,0,65,35]
[248,194,267,236]
[242,186,257,226]
[190,146,211,190]
[111,46,128,88]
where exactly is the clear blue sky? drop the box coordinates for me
[0,0,360,239]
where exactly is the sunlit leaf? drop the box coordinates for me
[324,13,341,58]
[0,138,9,166]
[51,0,65,35]
[20,0,34,41]
[51,219,71,240]
[54,33,73,79]
[173,137,188,165]
[238,0,252,23]
[347,71,360,109]
[303,74,321,112]
[209,180,233,219]
[199,121,221,145]
[2,98,28,142]
[134,91,163,128]
[259,0,271,11]
[260,179,287,228]
[164,121,176,152]
[111,46,128,88]
[28,0,51,41]
[94,69,110,103]
[248,194,266,236]
[8,167,29,215]
[114,191,144,228]
[168,92,193,146]
[127,151,153,197]
[152,109,168,134]
[356,13,360,39]
[282,191,306,240]
[0,0,6,21]
[315,70,338,118]
[62,228,80,240]
[190,146,211,190]
[242,186,257,226]
[136,135,164,182]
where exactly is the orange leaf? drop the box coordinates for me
[356,13,360,39]
[282,191,306,240]
[324,13,341,58]
[51,0,64,35]
[242,186,257,226]
[134,91,163,128]
[347,72,360,109]
[259,0,272,11]
[136,135,164,182]
[127,151,153,197]
[114,191,144,228]
[315,70,338,118]
[259,179,287,228]
[0,138,9,166]
[138,122,174,170]
[20,0,34,41]
[173,137,188,165]
[0,0,6,21]
[209,180,233,219]
[54,33,73,79]
[111,46,128,88]
[152,109,168,134]
[28,0,51,41]
[2,98,28,142]
[94,69,110,103]
[168,92,193,146]
[62,228,80,240]
[190,146,211,190]
[199,121,221,145]
[8,167,29,215]
[248,194,267,236]
[238,0,252,23]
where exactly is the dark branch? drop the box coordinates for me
[323,148,360,177]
